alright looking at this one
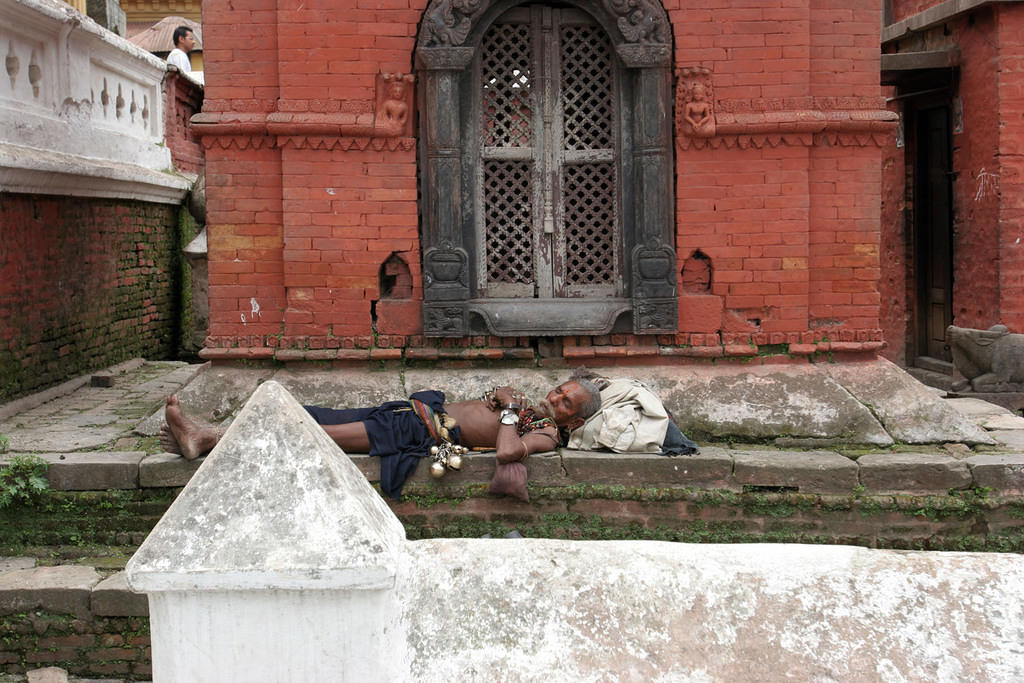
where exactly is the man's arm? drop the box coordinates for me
[495,423,558,463]
[487,385,557,463]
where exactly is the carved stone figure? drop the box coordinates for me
[947,324,1024,392]
[676,67,715,137]
[376,73,414,136]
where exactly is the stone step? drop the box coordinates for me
[0,566,146,619]
[10,447,1024,497]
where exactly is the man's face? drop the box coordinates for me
[539,382,588,427]
[178,31,196,52]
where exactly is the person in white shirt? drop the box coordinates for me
[167,26,195,73]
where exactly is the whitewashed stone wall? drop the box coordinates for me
[0,0,189,202]
[127,381,1024,682]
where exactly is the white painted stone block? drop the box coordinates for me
[127,380,407,682]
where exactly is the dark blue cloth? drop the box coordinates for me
[661,410,699,456]
[304,390,459,499]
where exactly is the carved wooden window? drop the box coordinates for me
[477,7,620,300]
[416,0,675,337]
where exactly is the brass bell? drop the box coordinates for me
[430,445,439,455]
[430,461,446,479]
[447,454,463,471]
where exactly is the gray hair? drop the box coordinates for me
[572,377,602,420]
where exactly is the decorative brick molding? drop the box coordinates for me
[196,328,886,362]
[194,73,416,152]
[673,79,899,149]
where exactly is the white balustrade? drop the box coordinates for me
[0,0,190,203]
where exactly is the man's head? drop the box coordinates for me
[538,379,601,430]
[173,26,196,52]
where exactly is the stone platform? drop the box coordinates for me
[2,358,1024,504]
[2,360,1024,680]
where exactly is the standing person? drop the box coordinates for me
[167,26,195,73]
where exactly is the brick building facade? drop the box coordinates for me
[195,0,895,365]
[881,0,1024,369]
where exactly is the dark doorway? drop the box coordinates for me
[912,104,954,365]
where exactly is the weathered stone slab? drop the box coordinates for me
[404,540,1024,681]
[732,450,858,493]
[600,365,894,446]
[0,566,100,617]
[0,557,35,572]
[269,367,407,410]
[2,424,125,453]
[133,364,275,435]
[857,453,972,494]
[561,447,734,489]
[139,452,204,488]
[29,452,145,490]
[944,396,1013,418]
[403,367,575,405]
[91,571,148,617]
[127,380,407,592]
[989,430,1024,449]
[401,451,498,484]
[25,668,69,683]
[981,413,1024,430]
[966,454,1024,495]
[826,358,994,445]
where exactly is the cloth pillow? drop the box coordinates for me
[489,462,529,502]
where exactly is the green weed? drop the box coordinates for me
[0,454,50,509]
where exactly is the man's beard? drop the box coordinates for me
[535,399,554,418]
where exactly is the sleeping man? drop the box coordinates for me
[160,377,602,498]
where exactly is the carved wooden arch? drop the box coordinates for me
[415,0,676,337]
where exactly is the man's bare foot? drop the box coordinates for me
[164,394,217,461]
[159,424,182,455]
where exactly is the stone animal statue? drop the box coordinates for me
[947,324,1024,392]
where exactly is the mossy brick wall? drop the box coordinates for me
[0,612,150,679]
[0,194,183,402]
[392,484,1024,553]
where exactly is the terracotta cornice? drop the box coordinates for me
[191,112,409,143]
[712,109,897,136]
[677,109,897,150]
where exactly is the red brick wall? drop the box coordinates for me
[997,5,1024,328]
[890,0,934,23]
[0,197,182,401]
[951,9,1001,329]
[164,72,204,176]
[205,147,285,342]
[197,0,890,362]
[879,91,907,364]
